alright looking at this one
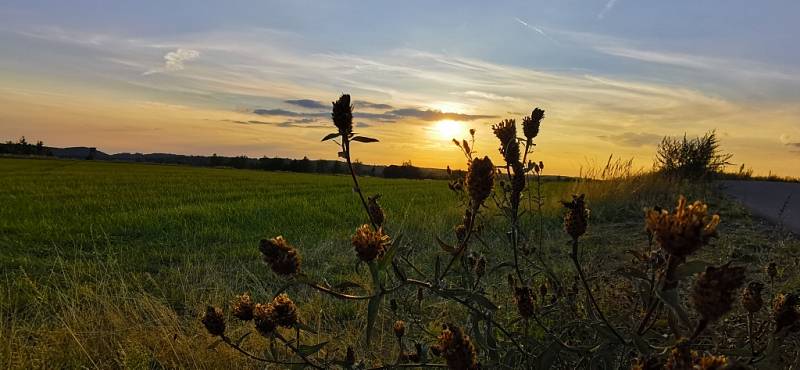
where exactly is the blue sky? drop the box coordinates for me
[1,1,798,175]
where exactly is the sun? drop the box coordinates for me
[433,120,465,141]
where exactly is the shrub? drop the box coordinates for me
[655,131,732,181]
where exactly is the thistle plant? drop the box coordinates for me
[199,94,797,369]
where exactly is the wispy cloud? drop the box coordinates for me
[222,118,327,128]
[598,132,662,147]
[285,99,327,109]
[514,18,559,44]
[252,105,495,123]
[455,90,518,102]
[143,48,200,75]
[597,0,619,19]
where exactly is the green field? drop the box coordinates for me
[1,158,573,368]
[2,157,798,369]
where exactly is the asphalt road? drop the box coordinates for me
[721,180,799,234]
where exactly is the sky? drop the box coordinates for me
[0,1,798,176]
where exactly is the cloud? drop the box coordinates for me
[387,108,496,121]
[513,18,559,44]
[456,90,518,102]
[143,48,200,75]
[284,98,394,111]
[357,101,394,110]
[285,99,327,109]
[253,108,326,117]
[222,118,327,128]
[598,132,662,147]
[253,105,493,123]
[597,0,619,19]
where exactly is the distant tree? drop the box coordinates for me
[228,155,249,169]
[331,160,344,174]
[384,160,423,179]
[210,153,225,166]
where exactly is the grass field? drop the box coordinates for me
[1,157,798,368]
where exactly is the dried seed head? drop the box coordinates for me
[562,194,590,239]
[432,324,479,370]
[367,194,385,227]
[270,293,299,328]
[539,282,548,298]
[259,236,302,276]
[538,161,544,171]
[454,224,467,243]
[344,346,356,366]
[631,356,664,370]
[393,320,406,338]
[253,303,277,336]
[466,156,495,210]
[696,355,731,370]
[417,287,424,302]
[773,293,800,333]
[492,119,520,164]
[522,108,544,141]
[741,282,764,313]
[645,196,720,258]
[232,292,255,321]
[691,264,746,323]
[765,262,778,281]
[201,306,226,337]
[514,285,536,319]
[665,339,696,370]
[332,94,353,137]
[351,224,390,262]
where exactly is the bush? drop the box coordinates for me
[655,131,732,181]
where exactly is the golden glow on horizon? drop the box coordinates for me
[433,120,465,141]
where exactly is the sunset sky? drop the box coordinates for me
[1,1,798,176]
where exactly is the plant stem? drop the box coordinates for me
[438,209,476,280]
[569,238,628,344]
[221,336,306,365]
[275,333,324,369]
[343,139,376,229]
[307,282,374,300]
[747,312,756,356]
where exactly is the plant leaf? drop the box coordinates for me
[365,293,383,345]
[442,289,498,311]
[378,243,397,272]
[655,287,692,327]
[297,341,328,356]
[332,281,365,291]
[436,236,455,253]
[351,136,379,143]
[673,260,711,281]
[538,340,561,369]
[234,332,252,347]
[321,132,340,141]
